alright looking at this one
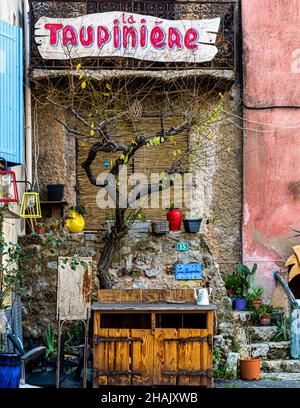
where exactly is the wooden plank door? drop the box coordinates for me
[153,328,212,386]
[131,329,154,385]
[177,329,209,386]
[94,326,154,386]
[154,329,178,385]
[94,328,131,386]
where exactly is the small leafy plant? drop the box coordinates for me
[224,273,242,294]
[258,304,274,317]
[61,254,93,271]
[166,202,180,210]
[213,347,235,379]
[0,213,29,310]
[44,323,57,359]
[68,201,87,217]
[247,286,264,301]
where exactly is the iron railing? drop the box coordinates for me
[29,0,237,71]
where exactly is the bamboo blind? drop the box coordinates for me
[77,115,188,230]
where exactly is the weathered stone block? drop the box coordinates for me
[145,268,160,278]
[226,352,240,379]
[132,279,147,289]
[281,359,300,373]
[46,261,58,270]
[214,335,225,348]
[267,341,290,359]
[249,343,269,358]
[261,360,283,373]
[232,311,253,325]
[248,326,277,342]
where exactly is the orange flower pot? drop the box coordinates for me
[240,358,260,381]
[252,299,262,310]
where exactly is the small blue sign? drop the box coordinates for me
[175,263,203,280]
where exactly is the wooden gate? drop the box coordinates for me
[94,327,154,386]
[154,328,212,386]
[93,290,214,387]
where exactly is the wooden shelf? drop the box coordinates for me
[40,201,68,205]
[40,201,68,217]
[92,302,215,312]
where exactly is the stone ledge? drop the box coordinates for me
[248,326,278,342]
[261,372,300,381]
[249,341,290,360]
[262,359,300,373]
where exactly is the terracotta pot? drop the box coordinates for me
[240,358,260,381]
[166,209,182,231]
[260,314,271,326]
[227,289,236,297]
[252,299,262,310]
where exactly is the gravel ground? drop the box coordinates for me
[214,379,300,388]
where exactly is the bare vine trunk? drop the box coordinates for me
[97,208,127,288]
[97,232,119,288]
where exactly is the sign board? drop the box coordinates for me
[177,242,189,251]
[175,263,202,280]
[34,12,220,63]
[57,257,92,321]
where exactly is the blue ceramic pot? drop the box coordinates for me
[234,298,247,311]
[0,353,21,388]
[183,219,202,233]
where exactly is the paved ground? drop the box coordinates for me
[214,379,300,388]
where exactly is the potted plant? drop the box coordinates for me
[234,289,247,311]
[258,304,273,326]
[239,320,260,381]
[246,286,264,310]
[234,263,257,311]
[36,222,46,235]
[166,203,182,232]
[47,184,65,201]
[152,220,169,235]
[183,211,202,233]
[127,211,151,235]
[224,273,241,297]
[48,219,62,237]
[65,201,86,233]
[106,211,151,235]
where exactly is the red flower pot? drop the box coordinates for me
[167,209,182,231]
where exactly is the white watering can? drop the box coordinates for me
[194,287,212,306]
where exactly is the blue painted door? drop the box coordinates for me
[0,20,23,166]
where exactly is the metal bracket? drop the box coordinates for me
[162,369,213,378]
[164,334,213,347]
[94,336,143,344]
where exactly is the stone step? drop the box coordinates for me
[261,359,300,373]
[261,372,300,381]
[231,311,253,326]
[249,341,290,360]
[247,326,278,342]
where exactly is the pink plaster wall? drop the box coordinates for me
[242,0,300,299]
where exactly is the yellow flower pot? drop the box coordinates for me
[66,210,85,233]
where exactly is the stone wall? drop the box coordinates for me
[32,101,77,205]
[31,80,243,276]
[19,231,230,342]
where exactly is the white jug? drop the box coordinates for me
[194,287,212,306]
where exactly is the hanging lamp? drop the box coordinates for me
[0,158,19,203]
[19,181,42,219]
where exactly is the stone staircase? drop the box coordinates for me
[217,311,300,381]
